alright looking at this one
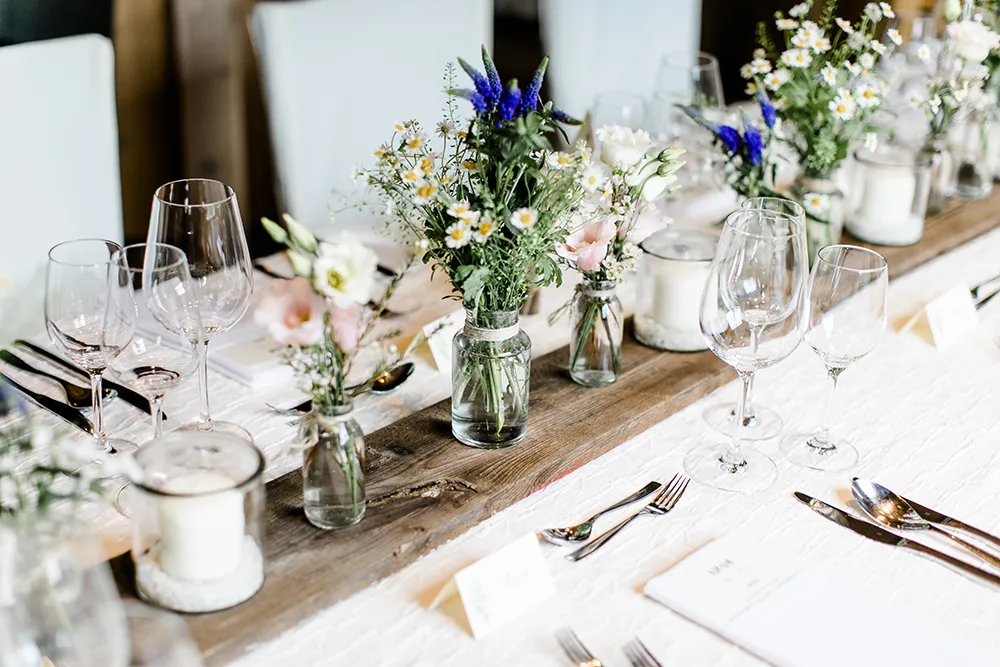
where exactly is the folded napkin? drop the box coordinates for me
[644,533,992,667]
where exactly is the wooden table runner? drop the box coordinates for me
[111,191,1000,666]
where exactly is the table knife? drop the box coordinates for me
[13,339,162,420]
[900,494,1000,552]
[794,492,1000,587]
[0,371,94,434]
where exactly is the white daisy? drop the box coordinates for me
[444,222,471,248]
[864,132,878,152]
[953,86,968,103]
[864,2,882,20]
[844,60,862,77]
[403,134,426,152]
[821,64,838,86]
[447,200,473,219]
[776,18,798,30]
[750,58,772,74]
[854,83,881,108]
[580,164,608,192]
[473,217,497,243]
[835,18,854,34]
[546,152,573,169]
[509,207,539,230]
[460,159,478,172]
[745,81,758,95]
[811,36,832,53]
[393,121,408,133]
[788,2,809,18]
[829,94,856,120]
[802,192,830,216]
[740,63,754,79]
[929,95,942,114]
[791,29,813,48]
[886,28,903,46]
[781,49,813,68]
[871,40,887,56]
[763,68,792,90]
[400,168,424,186]
[917,44,932,63]
[848,32,869,51]
[801,20,819,31]
[754,48,767,59]
[838,87,854,101]
[860,52,876,70]
[412,182,437,205]
[418,156,435,174]
[879,2,894,18]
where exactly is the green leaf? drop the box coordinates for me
[462,266,490,303]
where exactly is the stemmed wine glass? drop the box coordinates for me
[684,209,808,493]
[45,239,137,469]
[781,245,888,470]
[704,197,806,441]
[147,179,254,441]
[109,244,201,439]
[654,51,725,109]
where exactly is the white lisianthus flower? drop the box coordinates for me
[829,93,856,120]
[788,3,809,18]
[879,2,894,18]
[917,44,932,63]
[444,221,471,248]
[749,58,772,74]
[835,18,854,34]
[312,235,378,306]
[509,207,539,230]
[864,133,878,152]
[886,28,903,46]
[854,83,881,108]
[776,18,798,30]
[802,192,830,216]
[473,217,497,243]
[871,40,887,56]
[946,20,1000,63]
[579,163,609,192]
[781,49,813,68]
[596,126,653,168]
[763,68,792,90]
[821,64,838,86]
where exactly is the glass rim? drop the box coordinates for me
[114,242,190,274]
[640,228,717,262]
[153,178,237,209]
[722,209,804,239]
[740,196,806,217]
[47,238,123,267]
[815,244,888,273]
[592,90,648,104]
[660,50,720,70]
[132,433,265,499]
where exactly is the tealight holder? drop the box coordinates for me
[131,431,265,613]
[634,228,716,352]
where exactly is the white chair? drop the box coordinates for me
[0,34,123,338]
[538,0,702,120]
[250,0,493,263]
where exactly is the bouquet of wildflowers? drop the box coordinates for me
[679,91,780,200]
[745,1,897,183]
[258,215,412,414]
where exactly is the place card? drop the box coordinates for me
[431,533,556,639]
[422,309,464,375]
[902,284,978,348]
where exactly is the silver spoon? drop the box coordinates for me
[538,480,661,544]
[266,362,415,416]
[852,478,1000,570]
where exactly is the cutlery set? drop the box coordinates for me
[557,628,663,667]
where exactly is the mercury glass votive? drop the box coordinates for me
[131,431,265,613]
[634,228,716,352]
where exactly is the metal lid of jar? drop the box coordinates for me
[640,228,717,262]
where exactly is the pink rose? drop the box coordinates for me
[254,278,327,346]
[556,219,617,272]
[329,301,363,351]
[619,206,670,244]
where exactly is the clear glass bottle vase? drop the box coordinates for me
[953,112,995,200]
[452,308,531,449]
[299,404,366,530]
[569,280,623,387]
[922,139,953,216]
[790,170,845,264]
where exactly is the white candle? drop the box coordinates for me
[848,153,927,246]
[157,471,245,581]
[651,259,709,332]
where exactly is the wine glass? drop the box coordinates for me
[109,244,201,439]
[122,602,203,667]
[147,179,254,441]
[781,245,888,471]
[684,209,808,493]
[654,51,725,109]
[45,239,137,469]
[591,91,648,131]
[704,197,806,441]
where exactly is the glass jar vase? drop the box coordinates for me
[790,170,845,263]
[299,404,366,530]
[922,139,953,216]
[131,431,265,613]
[452,308,531,448]
[569,280,623,387]
[846,146,931,246]
[953,113,995,200]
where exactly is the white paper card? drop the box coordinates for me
[423,309,464,375]
[914,284,978,348]
[432,534,556,639]
[644,534,992,667]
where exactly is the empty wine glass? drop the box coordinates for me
[704,197,806,441]
[122,602,203,667]
[109,244,201,439]
[654,51,725,109]
[781,245,888,471]
[147,179,254,442]
[591,91,648,131]
[45,239,137,469]
[684,209,808,493]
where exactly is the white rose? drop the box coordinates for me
[596,125,653,168]
[311,235,378,306]
[947,20,1000,63]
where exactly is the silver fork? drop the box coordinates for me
[556,629,603,667]
[623,638,663,667]
[568,473,690,561]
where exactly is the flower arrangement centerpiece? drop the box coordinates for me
[258,215,413,528]
[744,0,897,254]
[552,126,684,387]
[358,48,590,448]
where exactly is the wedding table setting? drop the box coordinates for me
[5,1,1000,666]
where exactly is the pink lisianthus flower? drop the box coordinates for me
[556,219,617,272]
[254,277,327,346]
[328,301,364,351]
[619,206,670,244]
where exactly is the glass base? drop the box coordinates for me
[114,482,135,517]
[683,444,777,494]
[452,418,527,449]
[84,439,138,479]
[569,369,619,388]
[305,504,366,530]
[174,420,254,443]
[780,433,859,471]
[704,403,783,441]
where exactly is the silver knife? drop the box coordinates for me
[794,492,1000,587]
[901,493,1000,553]
[0,371,94,434]
[14,339,163,420]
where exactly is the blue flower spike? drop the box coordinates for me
[448,88,489,113]
[712,123,743,155]
[520,56,549,115]
[499,79,522,121]
[457,57,494,107]
[757,90,777,129]
[481,46,502,102]
[742,116,764,166]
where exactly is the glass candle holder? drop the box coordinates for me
[131,431,265,613]
[634,229,716,352]
[846,146,931,247]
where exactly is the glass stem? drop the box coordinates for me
[196,339,213,431]
[150,395,165,439]
[722,371,752,472]
[743,374,756,421]
[810,367,843,451]
[91,370,110,452]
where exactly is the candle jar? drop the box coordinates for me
[953,112,994,200]
[299,404,366,530]
[634,229,716,352]
[569,280,623,387]
[131,431,265,613]
[790,170,845,263]
[452,308,531,448]
[846,147,931,246]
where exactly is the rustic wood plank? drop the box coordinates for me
[111,190,1000,665]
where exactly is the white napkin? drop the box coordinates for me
[644,533,992,667]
